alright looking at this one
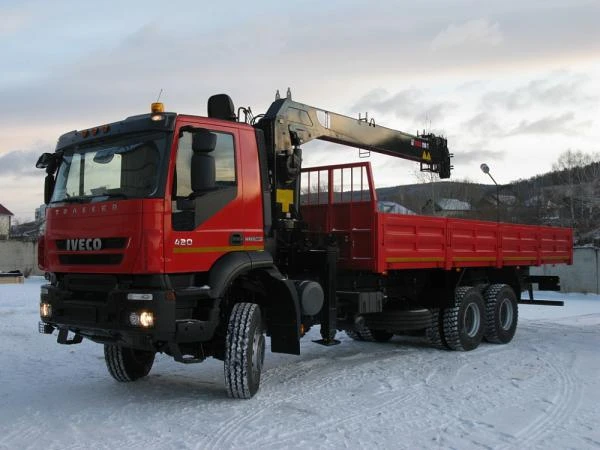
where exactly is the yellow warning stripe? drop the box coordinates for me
[387,256,444,263]
[503,256,536,261]
[387,255,569,264]
[453,256,497,262]
[173,245,264,254]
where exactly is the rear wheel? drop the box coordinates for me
[483,284,518,344]
[345,325,393,342]
[443,287,485,351]
[426,308,448,349]
[104,344,155,382]
[345,329,363,341]
[358,327,394,342]
[224,303,265,399]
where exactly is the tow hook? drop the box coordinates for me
[38,322,54,334]
[57,328,83,345]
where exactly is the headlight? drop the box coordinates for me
[129,311,154,328]
[40,302,52,318]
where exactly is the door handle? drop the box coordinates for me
[230,233,243,246]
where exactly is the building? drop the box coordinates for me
[434,198,472,217]
[0,204,14,239]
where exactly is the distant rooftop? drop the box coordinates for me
[436,198,471,211]
[0,204,14,216]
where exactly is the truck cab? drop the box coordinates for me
[38,97,303,398]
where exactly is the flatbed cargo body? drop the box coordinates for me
[301,162,572,274]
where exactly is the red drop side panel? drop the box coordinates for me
[301,162,573,273]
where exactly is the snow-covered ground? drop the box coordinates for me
[1,278,599,449]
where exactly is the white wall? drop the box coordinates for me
[531,246,599,294]
[0,216,10,239]
[0,240,40,275]
[1,240,596,293]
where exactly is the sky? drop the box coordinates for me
[1,0,599,222]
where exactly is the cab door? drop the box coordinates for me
[165,119,259,273]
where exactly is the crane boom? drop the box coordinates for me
[258,96,452,179]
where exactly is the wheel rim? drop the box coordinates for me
[251,328,265,380]
[464,303,481,338]
[499,297,514,330]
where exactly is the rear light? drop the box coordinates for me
[38,236,46,270]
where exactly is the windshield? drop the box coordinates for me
[51,132,168,203]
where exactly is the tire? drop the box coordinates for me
[104,344,155,382]
[358,327,394,342]
[345,326,393,342]
[224,303,265,399]
[443,287,485,351]
[483,284,518,344]
[345,329,363,341]
[425,308,448,349]
[365,309,432,332]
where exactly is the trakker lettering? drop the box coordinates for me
[66,238,102,251]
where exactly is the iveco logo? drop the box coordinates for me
[66,238,102,251]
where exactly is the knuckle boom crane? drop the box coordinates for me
[36,90,571,398]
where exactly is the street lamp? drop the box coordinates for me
[480,163,500,222]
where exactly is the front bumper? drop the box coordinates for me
[39,283,177,348]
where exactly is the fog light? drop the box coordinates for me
[129,311,154,328]
[139,311,154,327]
[40,302,52,318]
[129,312,140,326]
[127,293,153,301]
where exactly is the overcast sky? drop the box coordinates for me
[2,0,599,221]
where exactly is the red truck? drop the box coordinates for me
[36,91,572,398]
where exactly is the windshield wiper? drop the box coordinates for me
[57,196,91,204]
[102,192,128,199]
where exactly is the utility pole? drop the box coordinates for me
[480,163,500,222]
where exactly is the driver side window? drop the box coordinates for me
[172,130,237,231]
[174,131,236,197]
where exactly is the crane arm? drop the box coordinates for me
[257,96,452,179]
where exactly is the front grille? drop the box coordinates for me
[56,238,127,250]
[59,254,123,265]
[63,274,118,292]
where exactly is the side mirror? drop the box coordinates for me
[37,152,60,175]
[192,131,217,153]
[191,153,216,193]
[93,148,115,164]
[36,153,54,169]
[44,174,55,205]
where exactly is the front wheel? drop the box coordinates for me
[104,344,155,382]
[224,303,265,399]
